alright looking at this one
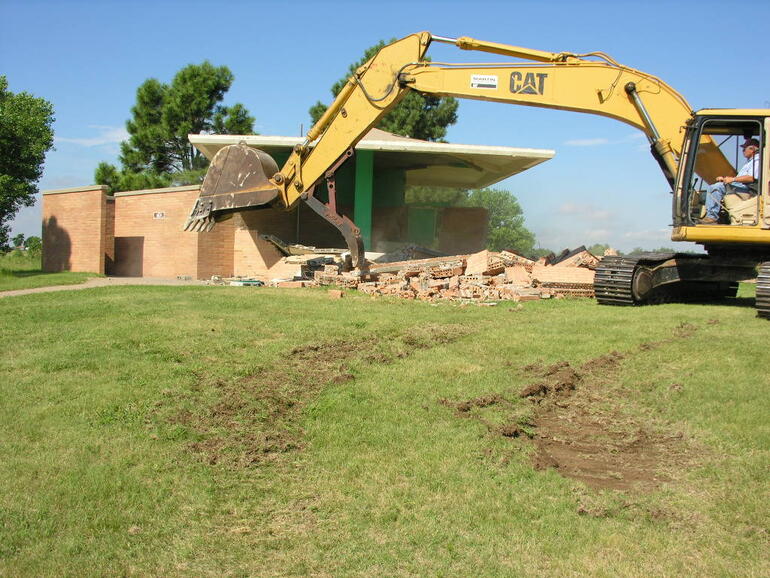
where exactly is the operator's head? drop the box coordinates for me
[741,138,760,157]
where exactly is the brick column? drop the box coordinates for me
[42,185,111,273]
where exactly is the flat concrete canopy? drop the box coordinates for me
[189,128,554,189]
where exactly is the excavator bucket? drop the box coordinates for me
[183,143,281,232]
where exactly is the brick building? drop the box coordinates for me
[42,130,553,280]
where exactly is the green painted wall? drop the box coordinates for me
[258,147,437,250]
[407,207,437,247]
[353,150,374,250]
[373,168,405,208]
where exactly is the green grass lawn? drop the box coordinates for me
[0,286,767,575]
[0,251,96,292]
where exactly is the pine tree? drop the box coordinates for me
[97,62,255,192]
[309,41,458,142]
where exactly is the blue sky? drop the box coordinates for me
[3,0,768,252]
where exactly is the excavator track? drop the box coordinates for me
[595,252,750,307]
[756,262,770,319]
[594,255,636,305]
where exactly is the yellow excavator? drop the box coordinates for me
[184,32,770,317]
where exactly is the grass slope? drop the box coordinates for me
[0,252,95,291]
[0,286,767,575]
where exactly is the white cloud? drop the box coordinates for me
[557,202,613,221]
[621,229,673,246]
[563,138,610,147]
[557,202,583,215]
[563,132,648,148]
[585,228,612,241]
[55,125,129,147]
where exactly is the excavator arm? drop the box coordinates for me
[184,32,732,268]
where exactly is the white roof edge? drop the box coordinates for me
[188,133,555,159]
[356,139,554,158]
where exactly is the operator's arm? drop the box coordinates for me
[716,174,755,184]
[716,154,760,184]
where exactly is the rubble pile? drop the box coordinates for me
[309,246,599,303]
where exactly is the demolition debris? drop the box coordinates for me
[230,244,603,303]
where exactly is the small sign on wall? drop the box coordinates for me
[153,212,166,220]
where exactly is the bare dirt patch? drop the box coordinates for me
[440,324,702,493]
[637,320,701,352]
[438,394,532,439]
[518,360,583,401]
[171,324,466,468]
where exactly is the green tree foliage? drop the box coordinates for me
[25,235,42,255]
[404,185,468,206]
[627,246,676,255]
[309,41,458,142]
[462,188,535,254]
[12,233,24,248]
[97,62,255,192]
[0,76,55,248]
[586,243,612,256]
[94,161,171,194]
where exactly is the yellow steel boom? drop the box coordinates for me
[184,32,731,267]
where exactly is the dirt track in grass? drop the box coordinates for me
[168,323,466,468]
[441,322,707,493]
[524,352,690,491]
[169,310,704,491]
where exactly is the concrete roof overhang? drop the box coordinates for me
[189,128,554,190]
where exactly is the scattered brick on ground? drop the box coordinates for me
[268,245,600,303]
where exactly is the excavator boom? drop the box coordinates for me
[184,32,733,268]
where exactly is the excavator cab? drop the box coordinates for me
[678,115,764,227]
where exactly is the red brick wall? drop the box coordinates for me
[233,210,299,279]
[197,216,235,279]
[112,185,236,279]
[233,205,348,279]
[42,185,109,273]
[113,186,202,278]
[42,183,490,281]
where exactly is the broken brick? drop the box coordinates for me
[276,280,311,288]
[297,245,599,303]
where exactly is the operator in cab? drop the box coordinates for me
[700,138,761,224]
